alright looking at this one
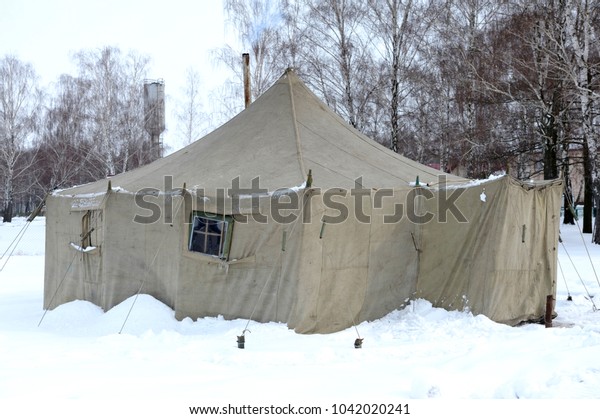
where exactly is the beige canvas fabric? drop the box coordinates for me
[417,176,563,324]
[61,70,464,196]
[44,70,563,333]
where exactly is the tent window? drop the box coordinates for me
[188,212,233,259]
[81,210,101,248]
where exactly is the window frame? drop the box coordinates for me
[81,209,102,249]
[188,211,234,260]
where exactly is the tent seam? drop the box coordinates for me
[287,72,307,181]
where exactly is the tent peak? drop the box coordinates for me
[284,67,296,75]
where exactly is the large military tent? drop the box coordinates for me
[44,70,563,333]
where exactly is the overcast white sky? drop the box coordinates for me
[0,0,234,151]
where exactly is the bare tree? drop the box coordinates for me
[563,0,600,237]
[523,1,576,223]
[0,55,42,222]
[280,0,309,70]
[208,0,600,218]
[120,52,153,170]
[440,0,516,177]
[301,0,378,131]
[367,0,438,154]
[36,74,97,190]
[212,0,289,122]
[468,1,569,179]
[73,46,151,178]
[526,0,600,234]
[175,67,207,145]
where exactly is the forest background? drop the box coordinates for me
[1,0,599,241]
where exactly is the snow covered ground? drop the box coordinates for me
[1,217,599,417]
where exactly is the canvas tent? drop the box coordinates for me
[44,70,563,333]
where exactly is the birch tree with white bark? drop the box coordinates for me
[563,0,600,237]
[73,46,150,178]
[0,55,42,222]
[175,67,207,146]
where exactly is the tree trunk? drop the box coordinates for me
[390,62,400,153]
[3,200,13,223]
[389,4,400,153]
[542,119,558,179]
[593,179,600,244]
[3,181,13,223]
[543,94,560,180]
[2,172,14,223]
[582,139,593,233]
[562,161,575,225]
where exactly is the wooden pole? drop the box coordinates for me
[545,295,554,328]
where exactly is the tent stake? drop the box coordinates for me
[237,334,245,349]
[237,329,250,349]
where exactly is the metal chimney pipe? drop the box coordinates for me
[243,53,251,108]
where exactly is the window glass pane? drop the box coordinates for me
[188,212,233,259]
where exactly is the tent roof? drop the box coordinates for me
[58,70,466,196]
